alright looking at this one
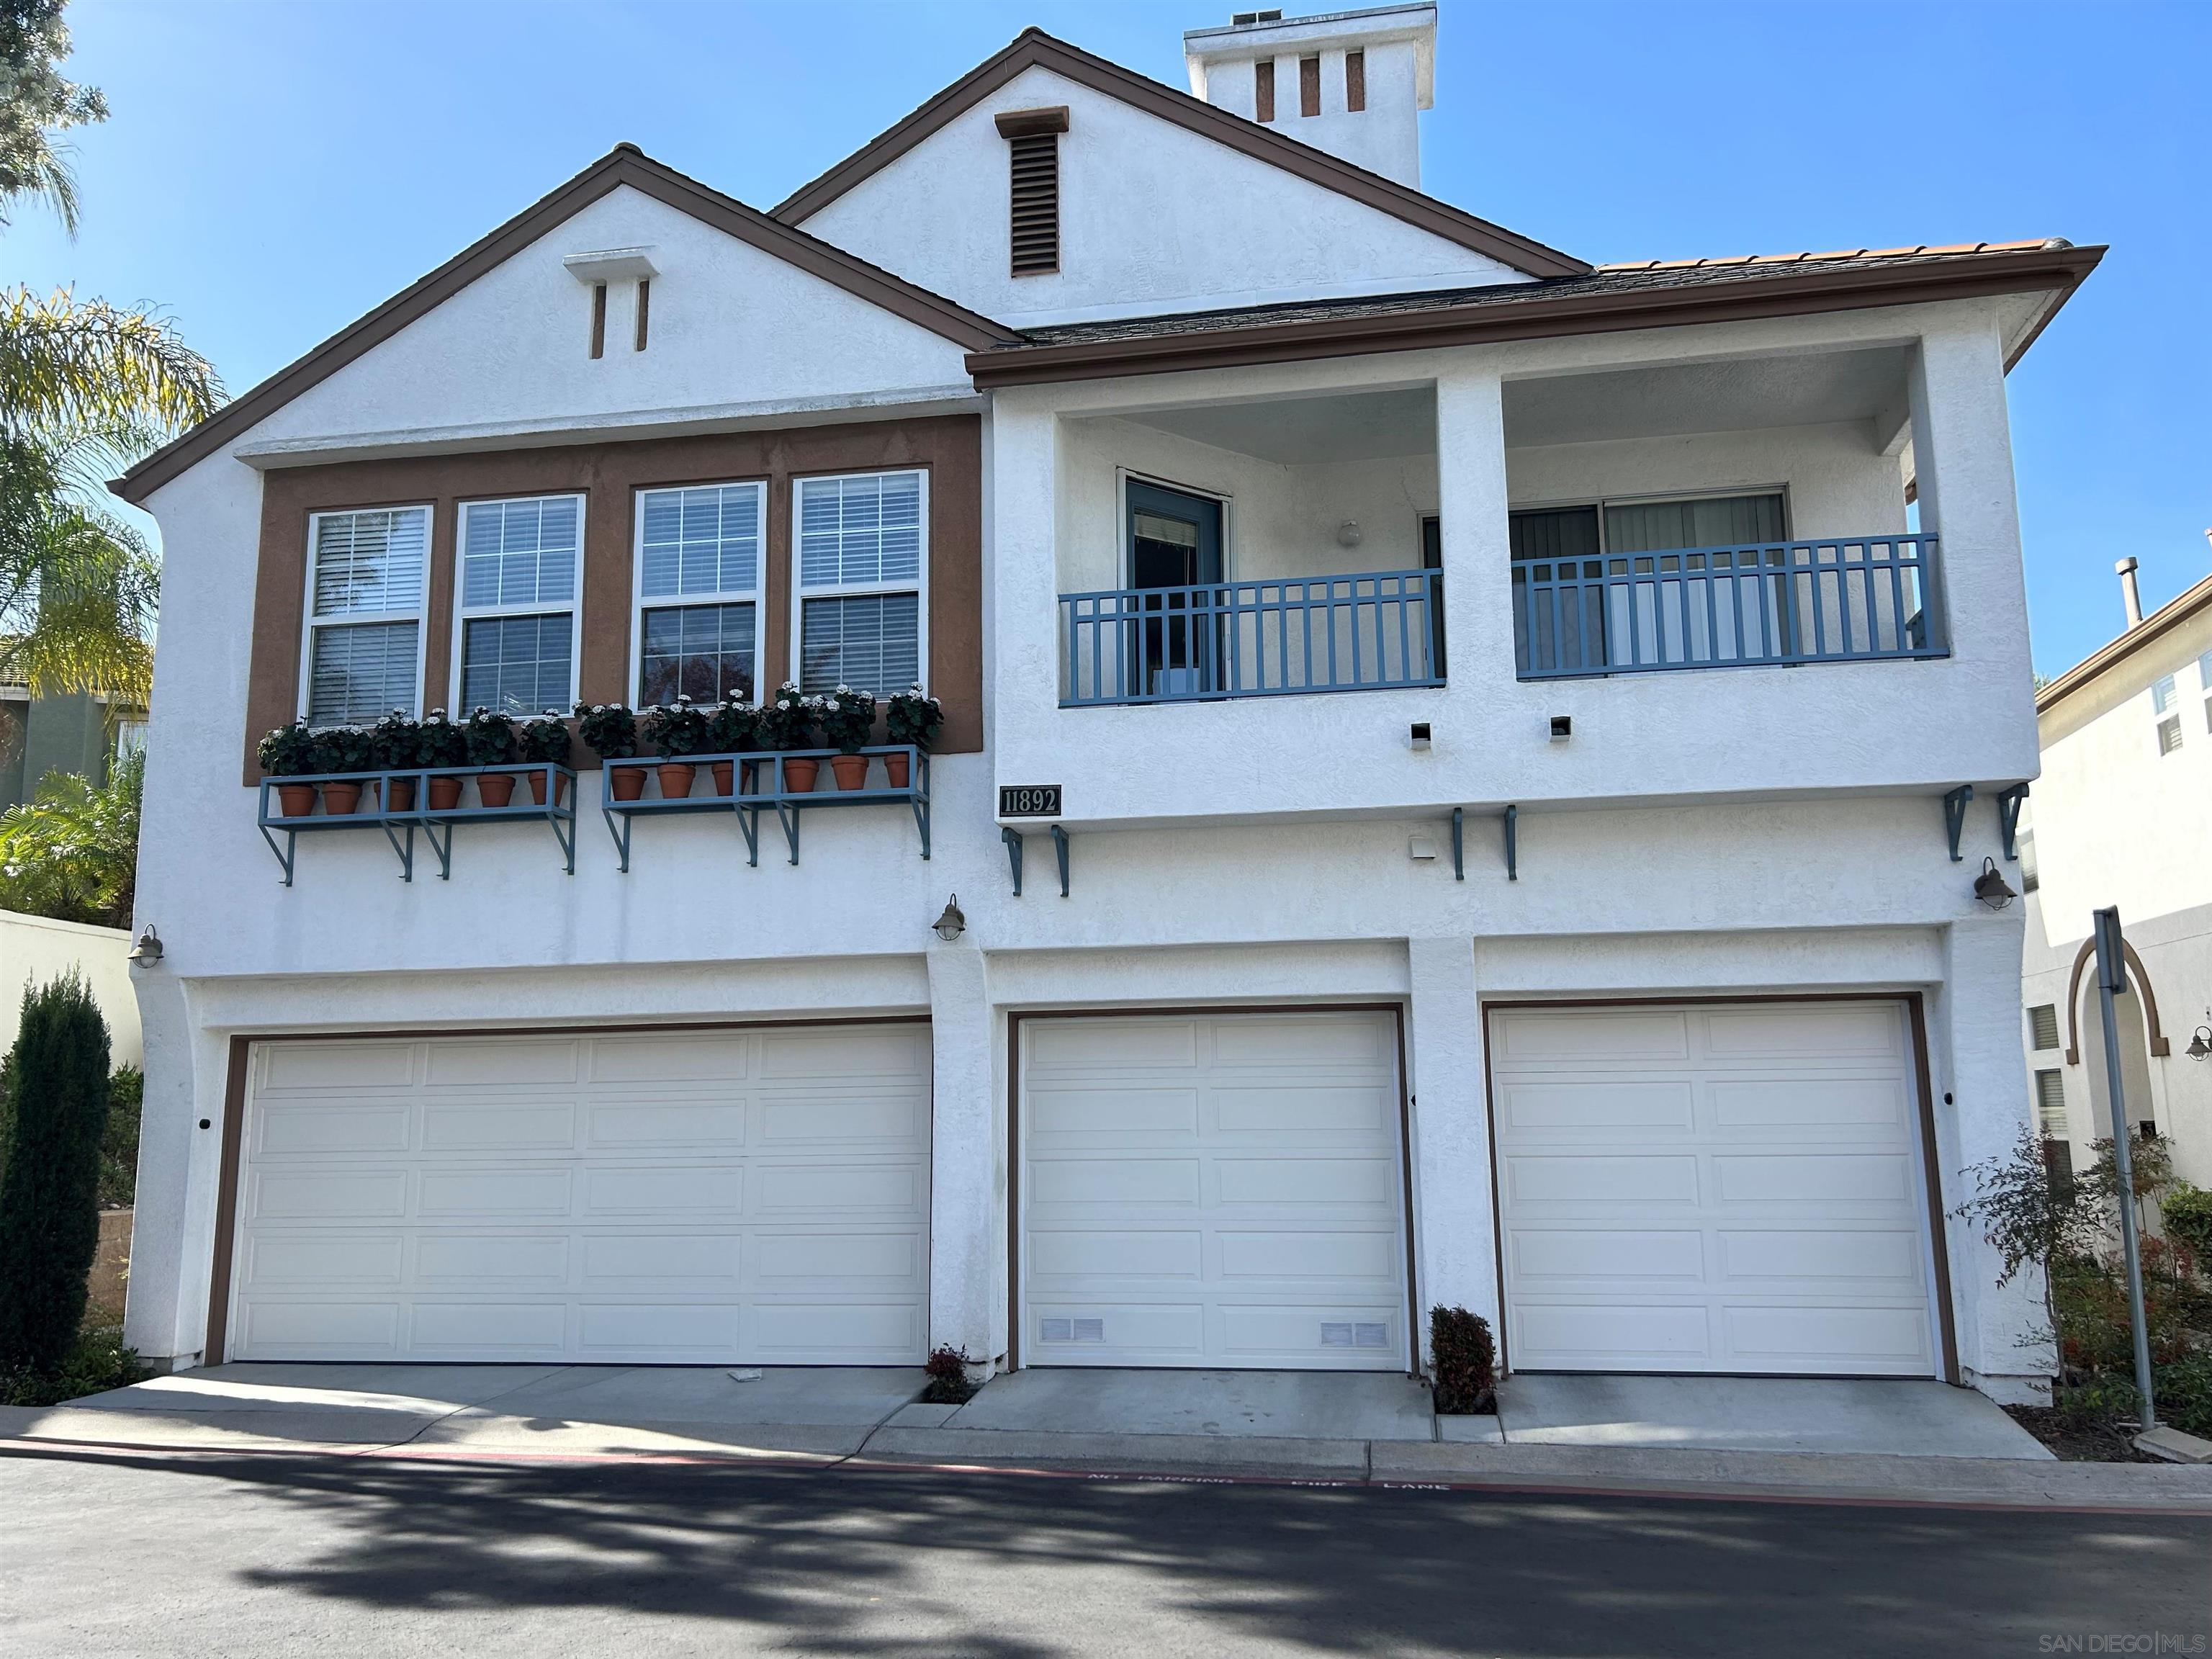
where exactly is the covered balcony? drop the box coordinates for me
[1054,387,1443,707]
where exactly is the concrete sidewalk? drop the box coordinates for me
[7,1363,2208,1510]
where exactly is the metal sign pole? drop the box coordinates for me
[2090,907,2157,1431]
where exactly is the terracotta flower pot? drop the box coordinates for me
[427,776,463,811]
[884,752,912,789]
[322,781,364,814]
[610,765,647,801]
[476,773,517,809]
[656,763,697,800]
[526,771,567,807]
[710,760,734,796]
[276,783,318,818]
[781,757,819,794]
[383,778,418,813]
[829,754,871,791]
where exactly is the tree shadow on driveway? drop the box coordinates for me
[5,1446,2206,1656]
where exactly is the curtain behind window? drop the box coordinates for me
[1604,493,1784,554]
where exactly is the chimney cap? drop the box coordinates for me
[2116,556,2139,575]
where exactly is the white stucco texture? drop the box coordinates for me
[796,65,1526,328]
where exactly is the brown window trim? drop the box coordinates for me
[1345,50,1365,112]
[1254,58,1275,122]
[1299,55,1320,118]
[243,415,984,783]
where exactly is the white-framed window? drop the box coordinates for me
[2034,1068,2069,1138]
[453,493,583,716]
[2153,673,2182,755]
[631,480,762,706]
[793,469,927,697]
[300,505,430,726]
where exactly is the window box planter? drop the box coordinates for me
[599,744,930,872]
[256,764,579,886]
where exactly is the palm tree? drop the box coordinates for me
[0,1,221,703]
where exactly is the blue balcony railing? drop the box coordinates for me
[1514,533,1946,680]
[1061,569,1445,706]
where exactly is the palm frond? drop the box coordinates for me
[0,486,156,702]
[0,140,81,236]
[0,287,223,446]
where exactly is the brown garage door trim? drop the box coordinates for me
[204,1015,932,1367]
[1477,992,1959,1386]
[1004,1002,1418,1375]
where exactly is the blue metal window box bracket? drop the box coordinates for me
[257,765,579,886]
[599,745,930,872]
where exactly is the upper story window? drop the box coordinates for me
[455,494,583,716]
[302,505,428,726]
[2153,673,2182,755]
[795,469,926,697]
[2034,1068,2069,1139]
[634,481,761,707]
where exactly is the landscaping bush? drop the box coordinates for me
[99,1064,139,1209]
[1429,1305,1496,1414]
[0,973,113,1374]
[922,1343,981,1405]
[2164,1182,2212,1269]
[0,1323,147,1408]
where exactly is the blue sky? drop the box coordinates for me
[12,0,2206,677]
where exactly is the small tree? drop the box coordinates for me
[0,971,111,1373]
[1954,1125,2098,1362]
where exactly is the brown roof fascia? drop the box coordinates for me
[963,243,2105,388]
[112,147,1015,506]
[2036,570,2212,715]
[770,27,1588,281]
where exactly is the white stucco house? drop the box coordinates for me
[112,6,2100,1406]
[2020,551,2212,1192]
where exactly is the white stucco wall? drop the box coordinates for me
[1195,40,1424,188]
[796,65,1525,328]
[240,184,977,460]
[0,909,141,1069]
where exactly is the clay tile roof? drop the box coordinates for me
[1593,238,2074,274]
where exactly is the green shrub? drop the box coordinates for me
[0,973,112,1373]
[99,1064,139,1208]
[0,1324,147,1407]
[2164,1182,2212,1271]
[1429,1305,1496,1414]
[922,1343,980,1405]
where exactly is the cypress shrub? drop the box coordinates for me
[0,974,113,1374]
[1429,1305,1498,1414]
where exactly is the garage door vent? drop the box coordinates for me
[1322,1322,1391,1349]
[1039,1317,1106,1344]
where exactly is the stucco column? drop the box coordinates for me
[1430,362,1514,711]
[925,939,1003,1367]
[1933,914,2051,1400]
[125,975,225,1367]
[1406,934,1497,1368]
[1909,320,2036,757]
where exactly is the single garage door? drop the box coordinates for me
[1020,1010,1410,1370]
[1490,1000,1940,1377]
[228,1024,930,1364]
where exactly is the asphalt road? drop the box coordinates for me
[3,1447,2207,1657]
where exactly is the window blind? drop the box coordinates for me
[312,508,426,618]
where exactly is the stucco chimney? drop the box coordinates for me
[2116,556,2144,629]
[1184,5,1437,189]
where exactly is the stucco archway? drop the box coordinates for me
[2062,935,2172,1066]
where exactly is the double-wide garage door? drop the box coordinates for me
[228,1025,930,1364]
[1491,1000,1941,1377]
[1020,1010,1411,1370]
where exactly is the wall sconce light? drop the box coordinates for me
[1972,858,2015,910]
[1336,520,1363,549]
[2188,1014,2211,1061]
[125,925,163,967]
[932,895,966,942]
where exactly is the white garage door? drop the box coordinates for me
[229,1025,930,1364]
[1491,1000,1940,1377]
[1020,1010,1410,1370]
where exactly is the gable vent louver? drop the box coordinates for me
[995,106,1069,278]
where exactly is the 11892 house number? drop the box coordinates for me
[999,784,1063,818]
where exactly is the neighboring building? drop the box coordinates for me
[0,909,143,1069]
[2020,550,2212,1190]
[0,680,145,811]
[111,7,2098,1406]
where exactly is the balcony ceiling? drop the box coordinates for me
[1503,346,1910,448]
[1115,387,1437,465]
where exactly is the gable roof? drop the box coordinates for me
[964,239,2104,386]
[112,146,1017,506]
[770,27,1588,282]
[2037,569,2212,717]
